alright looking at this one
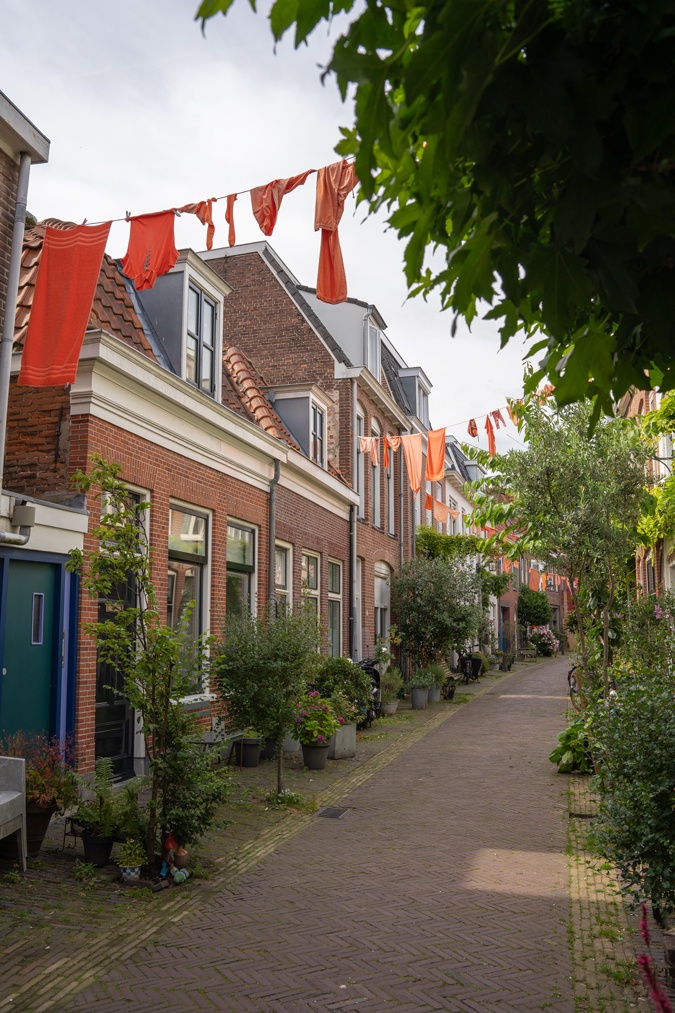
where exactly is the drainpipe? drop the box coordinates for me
[0,152,31,499]
[398,426,404,566]
[0,500,35,546]
[267,460,281,608]
[349,503,356,658]
[351,378,359,659]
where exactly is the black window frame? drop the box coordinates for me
[186,283,217,398]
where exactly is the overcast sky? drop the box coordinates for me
[2,0,529,452]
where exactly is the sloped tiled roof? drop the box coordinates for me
[14,219,156,361]
[224,346,302,450]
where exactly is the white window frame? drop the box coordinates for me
[371,419,381,528]
[327,558,342,658]
[301,550,321,613]
[179,260,225,402]
[186,282,217,398]
[310,400,326,468]
[168,498,213,702]
[374,562,391,646]
[356,408,365,519]
[365,321,381,379]
[448,495,458,535]
[274,540,293,611]
[387,440,395,536]
[226,517,258,619]
[418,385,429,427]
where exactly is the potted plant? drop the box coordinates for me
[312,657,374,728]
[488,654,500,671]
[295,692,340,770]
[327,692,359,759]
[232,730,262,768]
[117,837,146,883]
[73,757,126,868]
[380,666,403,715]
[426,664,446,703]
[409,669,434,710]
[0,733,78,858]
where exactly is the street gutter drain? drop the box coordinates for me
[317,807,350,819]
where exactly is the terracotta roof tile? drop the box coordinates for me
[224,346,301,451]
[14,220,156,361]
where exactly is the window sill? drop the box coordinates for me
[181,693,217,711]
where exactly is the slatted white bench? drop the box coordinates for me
[0,756,27,872]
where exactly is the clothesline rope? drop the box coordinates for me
[81,158,355,228]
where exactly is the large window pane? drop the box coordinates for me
[328,599,341,657]
[302,553,318,590]
[226,570,250,617]
[169,508,206,557]
[227,524,254,569]
[328,561,340,595]
[187,286,199,335]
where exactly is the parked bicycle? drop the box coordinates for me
[459,653,481,685]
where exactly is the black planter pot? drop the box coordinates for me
[233,738,261,768]
[0,803,57,859]
[260,738,276,761]
[81,832,116,868]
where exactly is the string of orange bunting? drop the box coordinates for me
[18,158,358,387]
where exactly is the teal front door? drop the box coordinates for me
[1,560,57,737]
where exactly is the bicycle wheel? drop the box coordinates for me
[568,668,582,711]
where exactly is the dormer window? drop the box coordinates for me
[367,323,381,379]
[187,284,216,396]
[311,402,325,467]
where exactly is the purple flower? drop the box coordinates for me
[316,735,325,744]
[338,717,345,725]
[308,690,320,698]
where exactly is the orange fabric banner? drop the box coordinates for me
[502,558,512,573]
[251,169,314,237]
[176,199,216,251]
[468,419,478,438]
[432,499,450,525]
[383,434,401,467]
[529,568,540,590]
[19,222,111,387]
[492,409,506,429]
[121,210,178,290]
[400,433,423,494]
[315,160,358,304]
[484,414,497,456]
[225,194,237,247]
[425,427,446,482]
[448,507,459,521]
[359,436,379,467]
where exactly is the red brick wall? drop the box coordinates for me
[276,485,350,653]
[70,413,270,771]
[0,147,18,339]
[5,378,72,499]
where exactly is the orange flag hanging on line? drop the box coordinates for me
[484,414,497,456]
[19,221,111,387]
[425,427,446,482]
[315,160,358,304]
[176,199,216,251]
[251,169,314,237]
[400,433,423,494]
[433,498,450,525]
[468,419,478,438]
[225,194,237,247]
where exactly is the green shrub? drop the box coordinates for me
[549,716,592,774]
[426,663,447,688]
[313,657,372,711]
[409,668,436,690]
[380,666,403,702]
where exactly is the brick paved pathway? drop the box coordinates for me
[66,659,573,1012]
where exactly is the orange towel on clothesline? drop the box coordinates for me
[400,433,423,494]
[425,427,446,482]
[468,419,478,438]
[448,507,459,521]
[359,436,379,467]
[120,211,178,290]
[18,221,111,387]
[176,199,216,251]
[315,160,358,304]
[484,414,497,456]
[251,169,314,237]
[225,194,237,247]
[383,434,401,468]
[491,409,506,429]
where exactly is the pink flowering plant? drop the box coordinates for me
[295,691,340,746]
[530,626,560,656]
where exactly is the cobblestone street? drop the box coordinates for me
[45,658,577,1012]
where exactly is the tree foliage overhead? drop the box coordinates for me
[198,0,675,411]
[518,586,551,628]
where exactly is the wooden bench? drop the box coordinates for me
[0,756,27,872]
[518,648,538,661]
